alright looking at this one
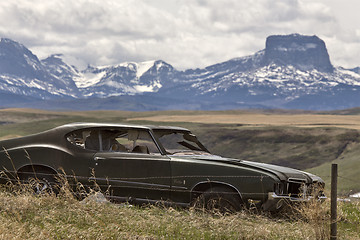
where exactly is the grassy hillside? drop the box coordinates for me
[1,108,360,194]
[193,126,360,169]
[308,142,360,195]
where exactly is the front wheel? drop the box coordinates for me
[193,187,242,213]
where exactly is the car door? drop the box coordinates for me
[92,152,171,202]
[90,128,171,203]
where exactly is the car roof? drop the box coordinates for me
[0,122,191,145]
[56,122,190,132]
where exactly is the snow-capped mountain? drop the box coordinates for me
[0,39,78,99]
[155,34,360,110]
[0,34,360,110]
[77,60,177,98]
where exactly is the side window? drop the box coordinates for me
[67,128,160,154]
[66,130,90,149]
[115,130,160,154]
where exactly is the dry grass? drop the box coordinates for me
[0,192,323,239]
[0,159,358,239]
[0,179,359,239]
[128,114,360,129]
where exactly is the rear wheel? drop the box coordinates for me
[21,172,57,195]
[193,187,242,213]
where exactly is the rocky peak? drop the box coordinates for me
[42,54,66,65]
[0,38,45,76]
[264,34,333,72]
[41,54,81,93]
[350,67,360,74]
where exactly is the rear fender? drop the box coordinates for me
[17,164,58,179]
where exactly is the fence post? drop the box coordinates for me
[330,163,338,240]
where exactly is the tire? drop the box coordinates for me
[194,187,242,213]
[21,172,57,195]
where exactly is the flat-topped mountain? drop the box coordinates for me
[264,34,334,72]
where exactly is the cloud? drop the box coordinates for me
[0,0,358,69]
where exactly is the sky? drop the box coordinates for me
[0,0,359,70]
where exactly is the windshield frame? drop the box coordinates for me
[151,129,210,156]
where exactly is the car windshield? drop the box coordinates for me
[154,130,210,155]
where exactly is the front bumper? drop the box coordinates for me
[262,192,327,211]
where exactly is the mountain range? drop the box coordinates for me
[1,34,360,111]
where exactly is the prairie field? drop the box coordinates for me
[129,113,360,129]
[1,108,360,194]
[0,108,360,239]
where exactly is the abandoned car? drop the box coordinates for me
[0,123,325,211]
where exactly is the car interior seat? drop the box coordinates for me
[132,145,149,154]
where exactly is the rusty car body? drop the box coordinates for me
[0,123,325,211]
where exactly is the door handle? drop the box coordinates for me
[94,157,105,166]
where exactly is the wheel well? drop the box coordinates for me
[191,182,242,202]
[17,165,58,179]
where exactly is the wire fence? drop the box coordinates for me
[0,145,358,202]
[0,160,358,200]
[313,173,360,199]
[0,169,329,201]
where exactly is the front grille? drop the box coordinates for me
[287,178,308,198]
[274,178,325,199]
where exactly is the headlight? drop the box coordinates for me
[274,182,285,195]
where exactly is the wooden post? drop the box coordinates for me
[330,164,338,240]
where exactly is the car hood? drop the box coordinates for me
[170,154,323,183]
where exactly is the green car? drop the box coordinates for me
[0,123,325,211]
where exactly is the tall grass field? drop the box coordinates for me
[0,108,360,239]
[0,180,359,239]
